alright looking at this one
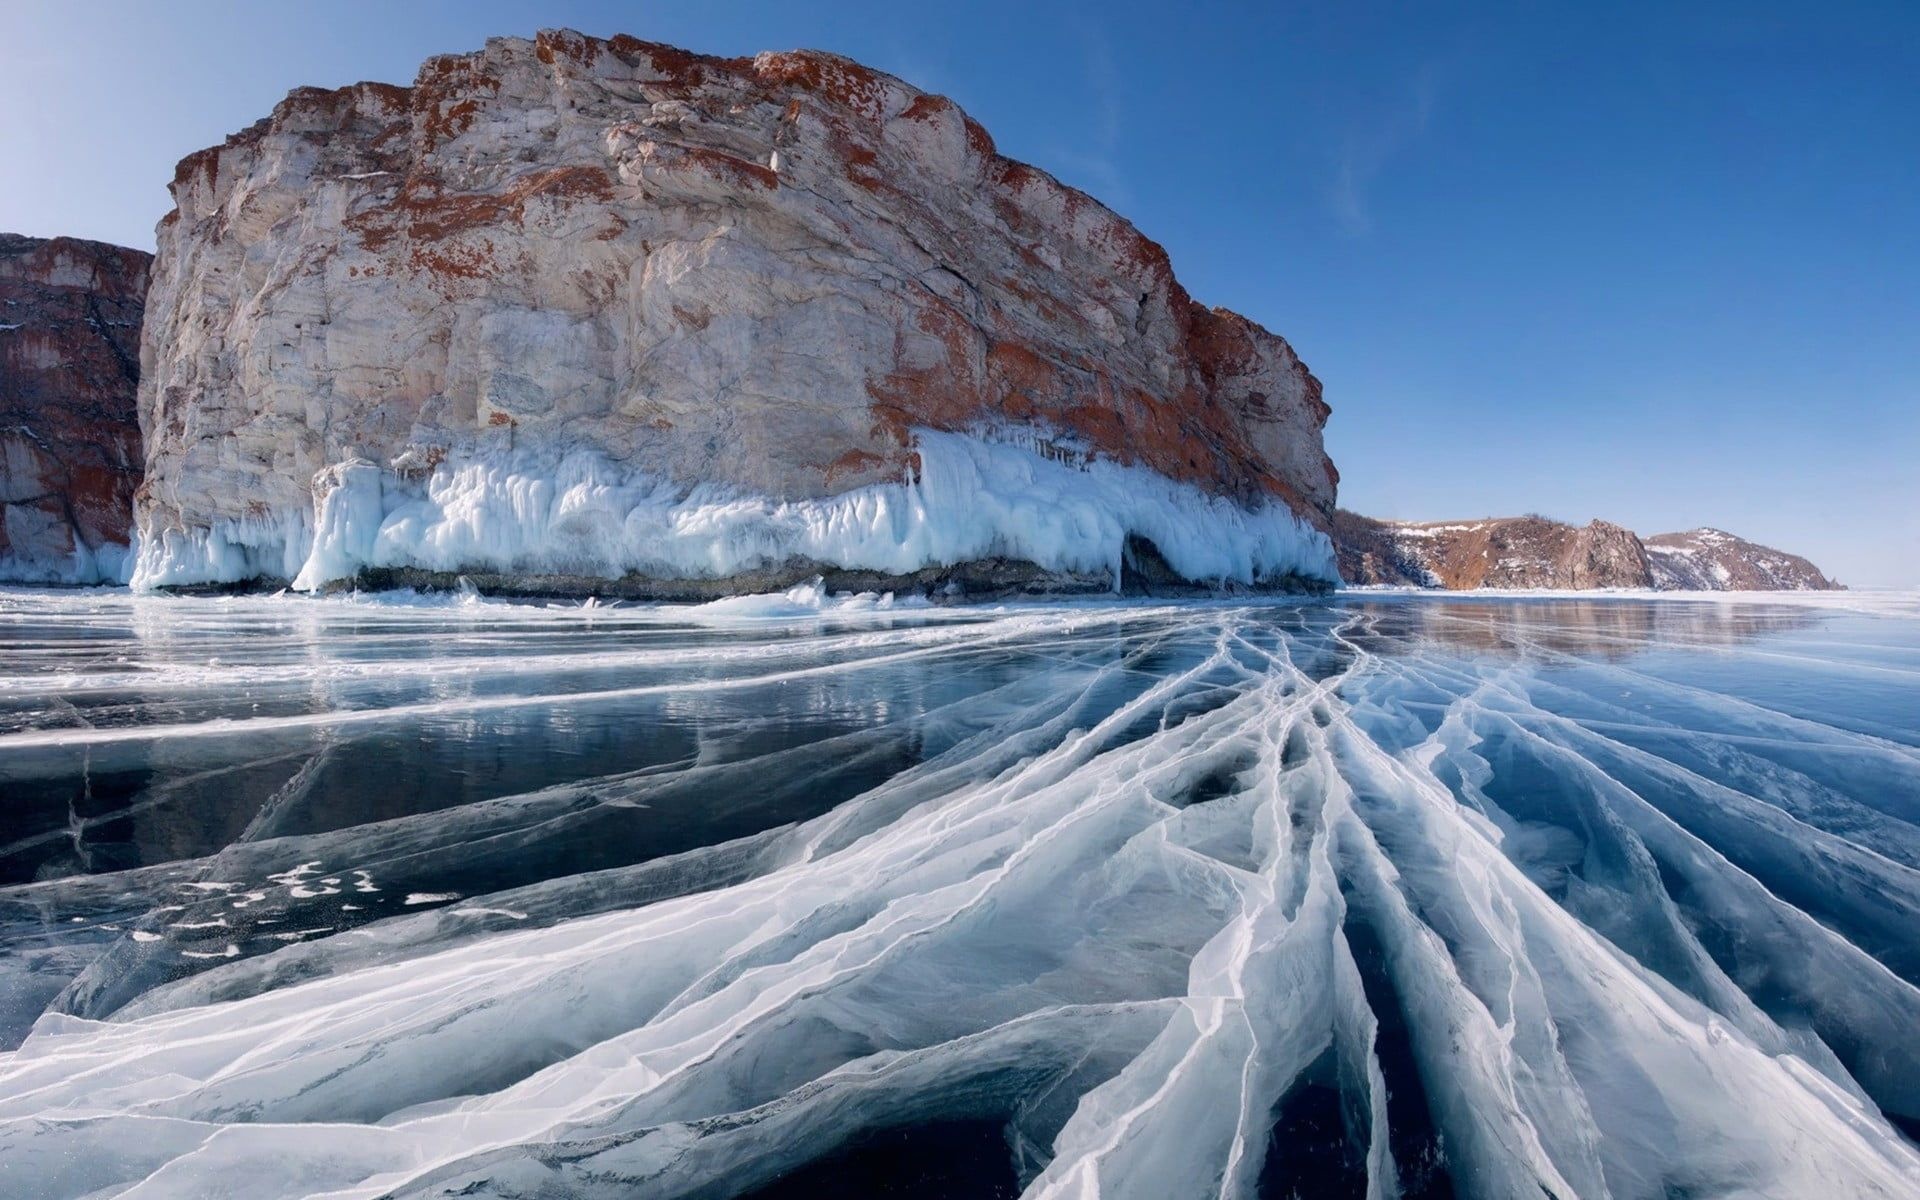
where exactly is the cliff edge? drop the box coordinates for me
[131,30,1337,596]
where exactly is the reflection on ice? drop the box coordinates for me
[1,586,1918,1198]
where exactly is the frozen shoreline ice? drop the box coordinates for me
[125,429,1339,595]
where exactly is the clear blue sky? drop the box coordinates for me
[4,1,1915,586]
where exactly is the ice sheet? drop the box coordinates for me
[1,589,1918,1198]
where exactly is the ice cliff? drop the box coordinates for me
[130,30,1338,595]
[0,234,148,583]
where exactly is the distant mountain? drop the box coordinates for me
[1332,511,1841,591]
[1642,528,1841,591]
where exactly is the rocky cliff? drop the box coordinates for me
[0,234,149,583]
[1333,511,1841,591]
[1643,528,1840,591]
[131,29,1337,596]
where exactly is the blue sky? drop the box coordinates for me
[4,1,1914,585]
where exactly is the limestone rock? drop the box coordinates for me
[132,30,1337,593]
[0,234,149,583]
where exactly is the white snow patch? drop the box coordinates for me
[1389,522,1490,538]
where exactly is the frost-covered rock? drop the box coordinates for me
[0,234,149,584]
[132,30,1337,594]
[1332,511,1841,591]
[1645,527,1842,591]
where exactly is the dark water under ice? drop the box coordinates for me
[1,586,1917,1199]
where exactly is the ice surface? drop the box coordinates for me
[1,588,1919,1197]
[125,429,1338,593]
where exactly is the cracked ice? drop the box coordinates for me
[1,587,1918,1198]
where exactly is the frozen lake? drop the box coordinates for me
[2,585,1918,1198]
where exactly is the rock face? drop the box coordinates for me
[0,234,149,583]
[1330,512,1654,589]
[1644,528,1841,591]
[1333,511,1842,591]
[132,29,1337,595]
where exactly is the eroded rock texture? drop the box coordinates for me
[0,234,149,583]
[1333,510,1841,591]
[1644,528,1841,591]
[133,29,1335,592]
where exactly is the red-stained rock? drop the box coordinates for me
[134,30,1335,590]
[1331,510,1841,591]
[0,234,149,582]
